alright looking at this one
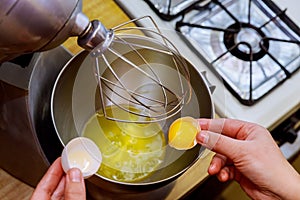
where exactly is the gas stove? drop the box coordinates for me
[116,0,300,157]
[176,0,300,106]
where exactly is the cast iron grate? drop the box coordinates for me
[176,0,300,105]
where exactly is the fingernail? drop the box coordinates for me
[196,131,209,145]
[198,119,208,129]
[209,163,216,172]
[220,169,228,181]
[69,168,82,183]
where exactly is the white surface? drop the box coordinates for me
[116,0,300,130]
[274,0,300,24]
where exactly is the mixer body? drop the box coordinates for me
[0,0,108,63]
[0,46,72,186]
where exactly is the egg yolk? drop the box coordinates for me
[168,117,201,150]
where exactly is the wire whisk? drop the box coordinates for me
[90,16,191,123]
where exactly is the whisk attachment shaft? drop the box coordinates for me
[78,20,110,51]
[90,16,191,123]
[91,30,114,57]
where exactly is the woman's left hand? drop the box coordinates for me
[30,157,86,200]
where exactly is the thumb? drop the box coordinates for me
[196,130,241,160]
[65,168,86,200]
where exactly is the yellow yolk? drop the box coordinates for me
[168,117,200,150]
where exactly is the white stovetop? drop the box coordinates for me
[116,0,300,130]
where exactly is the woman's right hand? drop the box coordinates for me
[196,118,300,200]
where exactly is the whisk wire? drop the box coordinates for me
[99,47,183,117]
[112,35,169,108]
[92,16,191,123]
[113,26,192,103]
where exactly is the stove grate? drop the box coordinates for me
[143,0,205,20]
[176,0,300,105]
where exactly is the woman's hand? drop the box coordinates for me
[196,118,300,200]
[31,157,86,200]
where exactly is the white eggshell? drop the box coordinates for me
[61,137,102,178]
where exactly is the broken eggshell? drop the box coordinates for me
[61,137,102,178]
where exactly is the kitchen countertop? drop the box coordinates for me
[0,0,214,199]
[0,168,34,200]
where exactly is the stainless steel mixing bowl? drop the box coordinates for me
[51,43,214,196]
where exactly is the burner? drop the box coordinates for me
[223,22,269,61]
[176,0,300,105]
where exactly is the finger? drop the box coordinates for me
[65,168,86,200]
[31,157,64,200]
[216,166,235,182]
[198,118,225,133]
[51,176,66,199]
[208,153,227,175]
[216,167,229,182]
[198,118,260,140]
[196,130,242,160]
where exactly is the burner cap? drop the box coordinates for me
[224,23,269,61]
